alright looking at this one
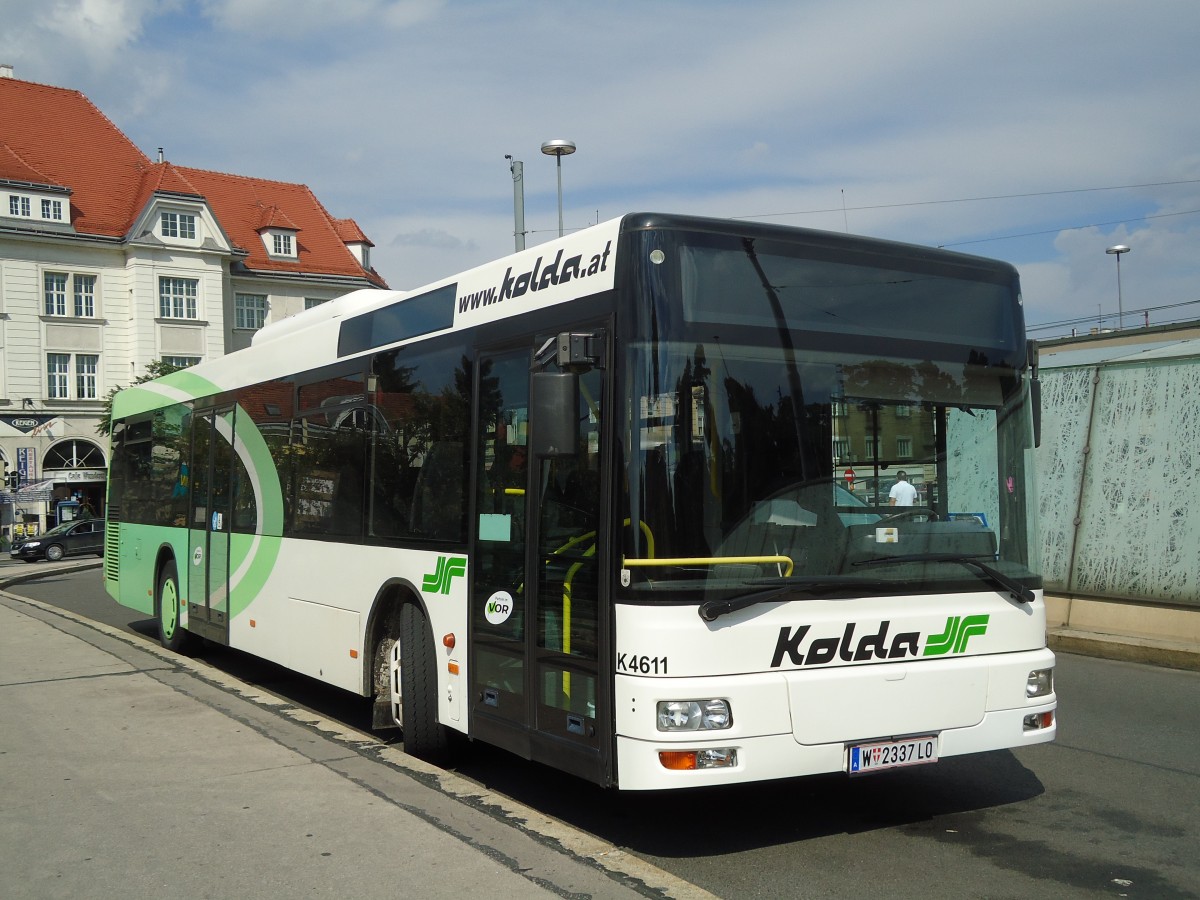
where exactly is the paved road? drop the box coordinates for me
[12,564,1200,899]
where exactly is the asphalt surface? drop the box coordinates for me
[6,558,1199,900]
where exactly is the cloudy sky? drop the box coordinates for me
[4,0,1199,336]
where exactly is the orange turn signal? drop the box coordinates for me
[658,751,698,771]
[442,633,456,649]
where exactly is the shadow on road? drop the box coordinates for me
[444,743,1045,858]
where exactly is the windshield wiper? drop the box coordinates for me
[698,578,893,622]
[851,553,1035,604]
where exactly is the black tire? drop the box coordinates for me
[399,602,448,760]
[156,560,193,654]
[45,544,65,562]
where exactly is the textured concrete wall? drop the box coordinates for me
[1038,360,1200,606]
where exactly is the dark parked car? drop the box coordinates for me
[10,518,105,562]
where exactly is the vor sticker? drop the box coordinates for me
[484,590,514,625]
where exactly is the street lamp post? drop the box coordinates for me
[1106,244,1130,330]
[541,139,576,237]
[504,155,526,252]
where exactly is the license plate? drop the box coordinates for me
[848,736,938,774]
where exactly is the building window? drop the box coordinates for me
[833,437,852,461]
[895,404,911,418]
[304,297,328,310]
[9,195,31,217]
[45,439,105,469]
[76,354,99,399]
[48,354,70,399]
[272,232,293,256]
[47,353,100,400]
[74,274,96,317]
[235,293,268,329]
[159,277,199,319]
[44,272,98,317]
[161,356,200,368]
[44,273,68,316]
[47,355,100,400]
[896,436,913,459]
[161,211,196,239]
[41,198,64,221]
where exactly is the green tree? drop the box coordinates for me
[95,360,184,436]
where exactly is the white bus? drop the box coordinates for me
[105,213,1055,789]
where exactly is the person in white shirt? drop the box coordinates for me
[888,470,918,507]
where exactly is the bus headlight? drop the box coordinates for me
[1026,668,1053,698]
[656,699,732,731]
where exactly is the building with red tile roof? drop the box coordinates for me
[0,70,386,532]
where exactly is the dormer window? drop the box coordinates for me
[262,227,298,258]
[6,188,71,226]
[161,211,197,240]
[257,205,300,259]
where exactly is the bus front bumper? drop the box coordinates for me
[614,701,1056,790]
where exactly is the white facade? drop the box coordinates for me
[0,187,376,539]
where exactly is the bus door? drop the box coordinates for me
[186,405,234,644]
[470,334,608,782]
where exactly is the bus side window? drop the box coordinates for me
[290,413,366,538]
[239,376,296,534]
[369,343,471,543]
[288,368,369,538]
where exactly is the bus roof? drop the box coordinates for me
[112,213,1017,419]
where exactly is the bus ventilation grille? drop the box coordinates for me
[104,524,120,581]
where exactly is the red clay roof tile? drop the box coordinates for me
[0,78,150,235]
[1,76,386,287]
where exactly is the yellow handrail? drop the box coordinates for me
[622,555,794,577]
[553,518,655,700]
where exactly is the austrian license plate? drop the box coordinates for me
[848,736,938,774]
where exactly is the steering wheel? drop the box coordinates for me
[880,506,938,524]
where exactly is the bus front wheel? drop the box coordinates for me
[398,602,448,760]
[157,560,193,654]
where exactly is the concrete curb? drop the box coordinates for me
[0,557,104,590]
[1049,627,1200,672]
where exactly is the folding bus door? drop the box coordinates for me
[470,336,607,783]
[186,405,233,644]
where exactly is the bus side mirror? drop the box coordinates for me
[1027,339,1041,449]
[1031,378,1041,449]
[530,371,579,457]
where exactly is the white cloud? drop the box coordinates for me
[4,0,1198,328]
[0,0,172,69]
[197,0,441,38]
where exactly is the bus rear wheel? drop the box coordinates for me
[399,602,448,760]
[157,560,194,654]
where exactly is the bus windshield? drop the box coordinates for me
[619,227,1038,603]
